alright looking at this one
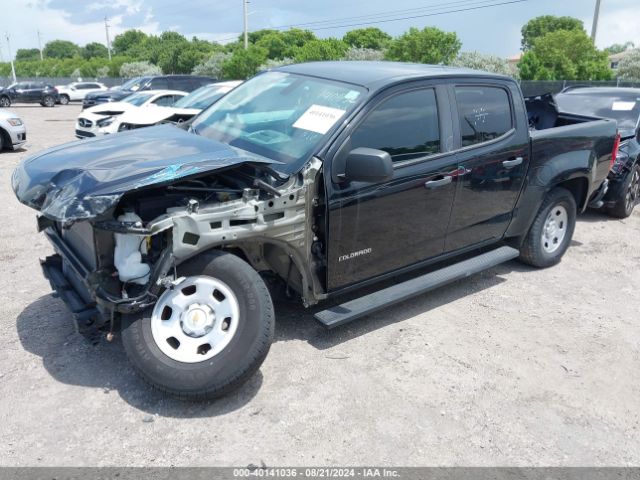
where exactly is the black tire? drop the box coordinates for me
[0,129,4,151]
[41,95,55,107]
[121,250,275,400]
[0,96,10,108]
[59,94,70,106]
[606,163,640,219]
[519,187,577,268]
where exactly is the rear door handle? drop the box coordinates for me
[424,176,453,189]
[503,157,523,168]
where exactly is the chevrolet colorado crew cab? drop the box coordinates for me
[12,62,617,399]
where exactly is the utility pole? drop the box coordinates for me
[104,16,112,60]
[243,0,249,49]
[37,30,44,61]
[591,0,602,43]
[5,33,17,83]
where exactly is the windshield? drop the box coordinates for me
[555,92,640,132]
[191,72,365,170]
[120,77,148,92]
[123,92,154,106]
[173,84,232,110]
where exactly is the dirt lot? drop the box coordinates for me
[1,104,639,467]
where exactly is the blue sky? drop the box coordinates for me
[2,0,638,61]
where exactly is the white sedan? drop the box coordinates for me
[75,90,187,139]
[55,81,107,105]
[0,109,27,151]
[116,81,241,132]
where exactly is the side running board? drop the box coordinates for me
[315,246,519,329]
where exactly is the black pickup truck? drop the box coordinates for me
[13,62,617,399]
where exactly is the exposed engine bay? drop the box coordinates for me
[43,157,327,329]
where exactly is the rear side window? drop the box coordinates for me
[149,77,169,90]
[350,88,440,163]
[170,78,195,92]
[455,86,512,147]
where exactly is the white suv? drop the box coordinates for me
[56,82,107,105]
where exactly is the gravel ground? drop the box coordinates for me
[0,105,639,467]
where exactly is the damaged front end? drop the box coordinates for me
[14,126,327,332]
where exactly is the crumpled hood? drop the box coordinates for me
[117,106,199,126]
[12,124,278,222]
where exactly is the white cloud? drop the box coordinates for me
[583,6,640,49]
[87,0,143,15]
[1,0,160,57]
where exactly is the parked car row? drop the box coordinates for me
[12,62,632,400]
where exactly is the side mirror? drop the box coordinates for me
[343,148,394,183]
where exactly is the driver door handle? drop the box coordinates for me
[503,157,523,168]
[425,176,453,189]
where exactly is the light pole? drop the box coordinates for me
[591,0,602,43]
[243,0,249,49]
[5,33,17,83]
[105,16,112,60]
[37,30,44,61]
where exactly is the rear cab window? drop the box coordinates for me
[350,88,441,163]
[455,86,513,147]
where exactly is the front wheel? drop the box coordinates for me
[59,94,70,105]
[0,96,10,108]
[606,163,640,219]
[519,187,577,268]
[121,250,274,400]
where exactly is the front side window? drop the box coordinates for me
[192,72,365,171]
[152,95,178,106]
[455,86,513,147]
[124,93,154,106]
[350,88,441,163]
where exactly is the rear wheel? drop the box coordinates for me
[0,96,10,108]
[519,187,577,268]
[41,95,55,107]
[59,94,70,106]
[121,250,274,400]
[607,163,640,219]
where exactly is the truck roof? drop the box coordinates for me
[275,61,511,90]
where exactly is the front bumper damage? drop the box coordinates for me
[40,224,175,332]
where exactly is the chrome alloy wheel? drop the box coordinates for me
[625,168,640,213]
[541,205,568,254]
[150,276,240,363]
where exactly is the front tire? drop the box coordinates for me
[59,94,70,106]
[606,163,640,219]
[121,250,274,400]
[519,187,577,268]
[0,96,10,108]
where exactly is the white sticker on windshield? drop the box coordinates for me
[345,90,360,101]
[612,101,636,111]
[293,105,346,134]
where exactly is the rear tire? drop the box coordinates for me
[41,95,55,107]
[121,250,275,400]
[0,96,10,108]
[59,94,70,106]
[606,163,640,219]
[519,187,577,268]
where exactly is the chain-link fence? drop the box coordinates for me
[519,80,640,97]
[0,77,124,88]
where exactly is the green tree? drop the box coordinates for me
[617,49,640,81]
[192,52,232,77]
[521,15,584,51]
[15,48,41,61]
[343,27,391,50]
[281,29,316,56]
[120,60,162,78]
[245,29,280,44]
[518,29,611,80]
[385,27,461,64]
[256,32,288,59]
[81,42,108,59]
[342,47,385,61]
[43,40,80,59]
[451,51,516,77]
[221,46,268,79]
[293,39,348,63]
[112,29,148,56]
[605,42,635,55]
